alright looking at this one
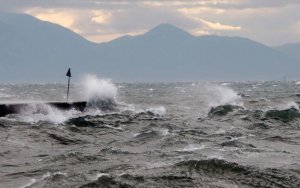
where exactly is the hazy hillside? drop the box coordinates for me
[0,12,97,82]
[99,24,297,81]
[276,43,300,62]
[0,12,298,83]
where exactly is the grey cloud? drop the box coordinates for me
[214,0,300,9]
[0,0,136,12]
[74,4,199,37]
[2,0,300,12]
[108,7,198,33]
[198,3,300,45]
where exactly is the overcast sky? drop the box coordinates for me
[1,0,299,46]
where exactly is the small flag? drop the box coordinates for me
[66,68,71,77]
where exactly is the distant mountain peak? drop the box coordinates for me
[145,23,193,38]
[150,23,182,31]
[0,13,298,83]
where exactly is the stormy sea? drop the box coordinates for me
[0,76,300,188]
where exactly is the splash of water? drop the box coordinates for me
[17,104,80,124]
[276,101,299,110]
[146,106,166,117]
[13,75,119,124]
[81,75,118,111]
[205,85,243,108]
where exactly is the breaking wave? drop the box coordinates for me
[9,76,168,124]
[275,101,299,111]
[205,85,243,108]
[146,106,166,117]
[81,75,118,111]
[8,75,120,124]
[208,104,245,117]
[17,103,80,124]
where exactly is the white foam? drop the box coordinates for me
[103,124,123,130]
[206,154,224,160]
[83,108,104,116]
[216,129,226,134]
[53,171,67,176]
[119,103,167,118]
[146,106,166,116]
[20,172,50,188]
[91,173,110,181]
[160,128,170,136]
[145,161,173,168]
[17,104,80,124]
[20,179,37,188]
[133,132,141,137]
[221,83,231,86]
[0,91,13,98]
[179,144,205,152]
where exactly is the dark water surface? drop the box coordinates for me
[0,81,300,188]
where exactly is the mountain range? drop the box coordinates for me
[0,12,299,83]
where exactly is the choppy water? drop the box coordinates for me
[0,79,300,188]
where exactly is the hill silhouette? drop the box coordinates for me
[0,13,298,83]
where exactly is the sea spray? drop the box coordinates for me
[205,85,244,108]
[17,103,79,124]
[276,101,299,111]
[80,75,118,111]
[146,106,166,117]
[11,75,119,124]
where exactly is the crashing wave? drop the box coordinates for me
[82,75,118,112]
[16,103,80,124]
[205,85,244,108]
[208,104,245,117]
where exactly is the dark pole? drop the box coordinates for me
[67,76,70,102]
[66,68,72,102]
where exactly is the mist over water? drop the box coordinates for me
[0,81,300,187]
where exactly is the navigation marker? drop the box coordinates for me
[66,68,71,102]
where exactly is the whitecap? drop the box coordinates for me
[20,179,37,188]
[146,106,166,116]
[179,144,205,152]
[89,173,110,181]
[221,83,231,86]
[15,103,81,124]
[20,172,50,188]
